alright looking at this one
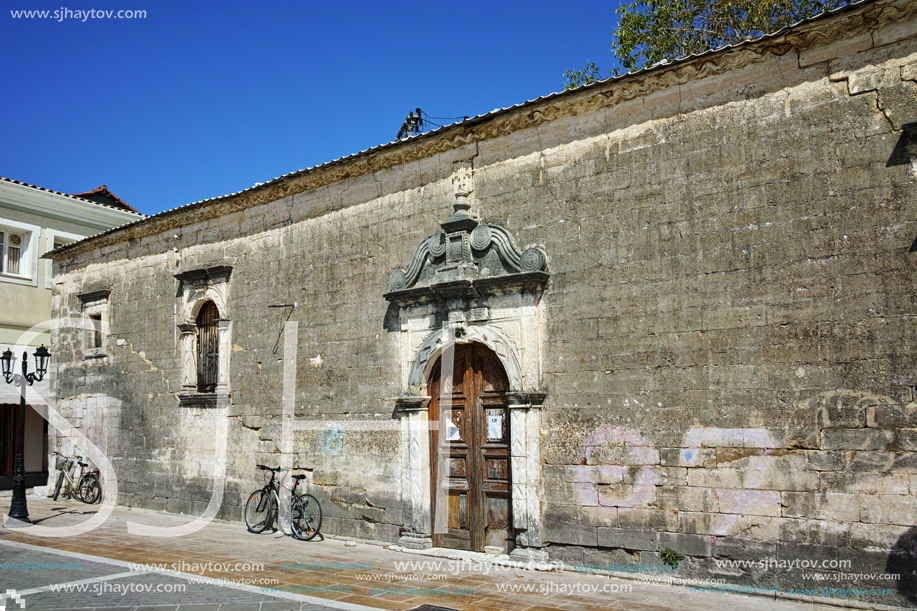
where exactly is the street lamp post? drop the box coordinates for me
[1,345,50,524]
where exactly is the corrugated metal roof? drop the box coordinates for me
[48,0,871,259]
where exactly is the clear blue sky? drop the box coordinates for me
[3,1,622,216]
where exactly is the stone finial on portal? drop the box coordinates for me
[452,159,474,198]
[447,159,476,228]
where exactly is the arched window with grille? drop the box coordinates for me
[196,301,219,393]
[175,266,232,408]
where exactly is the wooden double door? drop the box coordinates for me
[429,343,512,552]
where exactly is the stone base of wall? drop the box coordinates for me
[546,540,910,607]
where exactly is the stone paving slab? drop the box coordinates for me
[0,497,865,611]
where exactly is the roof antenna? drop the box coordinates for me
[397,108,424,140]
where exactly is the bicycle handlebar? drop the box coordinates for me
[256,465,312,477]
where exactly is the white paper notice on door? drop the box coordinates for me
[487,411,503,441]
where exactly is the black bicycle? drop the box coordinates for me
[244,465,322,541]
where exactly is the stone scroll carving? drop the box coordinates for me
[389,226,546,292]
[472,224,548,273]
[385,191,548,301]
[388,234,443,292]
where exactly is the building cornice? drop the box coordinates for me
[49,0,914,262]
[0,180,143,231]
[77,289,112,303]
[174,265,233,285]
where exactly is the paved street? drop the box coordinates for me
[0,543,340,611]
[0,542,354,610]
[0,497,856,611]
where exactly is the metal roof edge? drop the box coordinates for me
[50,0,891,260]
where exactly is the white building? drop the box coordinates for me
[0,177,142,490]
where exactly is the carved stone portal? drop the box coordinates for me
[385,186,548,557]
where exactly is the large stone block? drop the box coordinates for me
[821,429,891,451]
[597,527,657,551]
[859,494,917,526]
[544,520,598,547]
[806,450,845,472]
[897,428,917,451]
[658,532,713,557]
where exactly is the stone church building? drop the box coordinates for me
[49,0,917,604]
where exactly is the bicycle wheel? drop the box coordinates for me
[291,494,322,541]
[79,475,102,504]
[244,489,274,533]
[52,472,64,501]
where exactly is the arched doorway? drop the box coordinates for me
[428,343,512,552]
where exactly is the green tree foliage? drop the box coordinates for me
[614,0,852,72]
[564,0,852,88]
[563,62,603,90]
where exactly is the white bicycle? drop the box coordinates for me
[51,452,101,504]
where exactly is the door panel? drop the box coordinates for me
[430,347,471,549]
[430,343,512,552]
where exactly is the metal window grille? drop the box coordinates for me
[196,301,219,392]
[7,233,21,275]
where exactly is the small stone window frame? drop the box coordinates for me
[175,266,232,408]
[77,289,111,359]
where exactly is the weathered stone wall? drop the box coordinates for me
[51,0,917,605]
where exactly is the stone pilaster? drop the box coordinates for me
[397,396,433,549]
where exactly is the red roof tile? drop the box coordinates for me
[69,184,139,214]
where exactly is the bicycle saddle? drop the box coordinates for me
[291,474,307,481]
